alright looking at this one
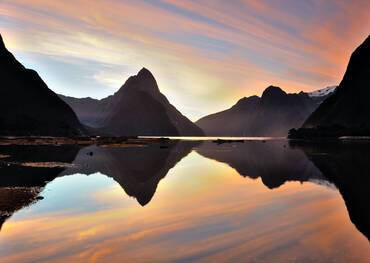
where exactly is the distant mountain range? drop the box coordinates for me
[290,34,370,138]
[196,86,331,137]
[0,34,85,136]
[2,29,369,138]
[60,68,204,136]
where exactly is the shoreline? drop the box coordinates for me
[1,135,370,146]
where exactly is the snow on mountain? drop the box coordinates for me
[308,86,337,98]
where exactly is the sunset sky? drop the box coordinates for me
[1,0,370,120]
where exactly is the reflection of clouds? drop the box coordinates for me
[2,1,370,119]
[1,154,369,263]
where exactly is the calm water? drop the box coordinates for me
[0,139,369,262]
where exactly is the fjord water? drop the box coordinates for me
[0,140,369,262]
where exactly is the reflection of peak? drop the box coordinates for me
[62,141,199,206]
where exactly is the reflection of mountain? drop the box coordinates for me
[2,140,368,242]
[196,140,323,188]
[0,141,196,229]
[290,141,370,241]
[63,141,197,205]
[0,145,80,229]
[197,140,370,241]
[0,145,80,187]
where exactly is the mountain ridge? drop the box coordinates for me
[196,86,329,137]
[0,34,85,136]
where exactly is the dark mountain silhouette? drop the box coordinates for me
[0,34,85,136]
[60,68,204,136]
[196,86,325,137]
[197,140,370,240]
[290,35,370,138]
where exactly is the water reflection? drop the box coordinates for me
[0,145,80,229]
[0,141,197,228]
[196,140,325,189]
[197,140,370,241]
[0,139,369,262]
[61,141,198,205]
[290,140,370,241]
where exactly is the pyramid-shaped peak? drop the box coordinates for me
[133,67,157,87]
[137,67,155,78]
[117,67,160,97]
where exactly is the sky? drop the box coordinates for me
[1,0,370,120]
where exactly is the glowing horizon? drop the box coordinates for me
[1,0,370,120]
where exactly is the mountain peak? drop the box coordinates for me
[0,34,7,52]
[118,67,159,96]
[261,86,286,98]
[137,67,155,78]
